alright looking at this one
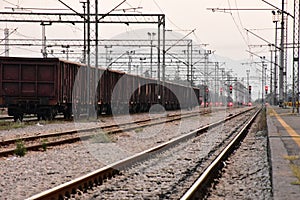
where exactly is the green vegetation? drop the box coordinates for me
[91,131,115,143]
[283,155,300,185]
[290,164,300,185]
[134,127,144,133]
[41,139,48,151]
[0,118,64,131]
[284,155,300,161]
[14,140,27,157]
[0,121,26,130]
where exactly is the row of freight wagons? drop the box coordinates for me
[0,56,201,121]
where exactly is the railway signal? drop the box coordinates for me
[265,85,268,94]
[248,85,252,94]
[229,85,233,94]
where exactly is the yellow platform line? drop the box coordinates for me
[270,108,300,147]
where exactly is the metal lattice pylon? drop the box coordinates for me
[284,0,289,103]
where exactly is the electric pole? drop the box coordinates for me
[279,0,285,106]
[4,28,9,56]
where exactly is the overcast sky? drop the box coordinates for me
[0,0,296,100]
[0,0,293,61]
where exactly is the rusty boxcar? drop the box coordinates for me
[0,57,82,121]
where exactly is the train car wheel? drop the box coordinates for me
[40,108,55,121]
[63,111,71,120]
[97,105,102,116]
[41,114,49,121]
[13,113,23,122]
[13,115,18,122]
[46,112,53,121]
[63,105,72,119]
[106,105,112,115]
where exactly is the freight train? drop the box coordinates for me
[0,57,205,121]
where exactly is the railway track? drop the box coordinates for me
[180,107,260,199]
[25,107,258,200]
[0,107,213,157]
[0,115,39,122]
[0,115,70,123]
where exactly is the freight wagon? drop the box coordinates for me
[0,57,81,121]
[72,66,201,117]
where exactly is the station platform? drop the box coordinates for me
[267,106,300,199]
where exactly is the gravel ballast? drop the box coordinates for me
[207,110,272,199]
[0,107,254,199]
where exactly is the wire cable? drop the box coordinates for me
[227,0,249,48]
[151,0,185,31]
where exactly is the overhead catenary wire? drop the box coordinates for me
[3,0,21,8]
[151,0,185,32]
[226,0,250,49]
[0,27,17,43]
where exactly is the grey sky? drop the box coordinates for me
[0,0,293,61]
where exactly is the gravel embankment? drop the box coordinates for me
[207,111,272,200]
[0,107,247,199]
[78,109,255,199]
[0,108,209,141]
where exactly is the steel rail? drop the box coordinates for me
[0,115,47,121]
[0,108,212,157]
[25,107,256,200]
[180,107,261,200]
